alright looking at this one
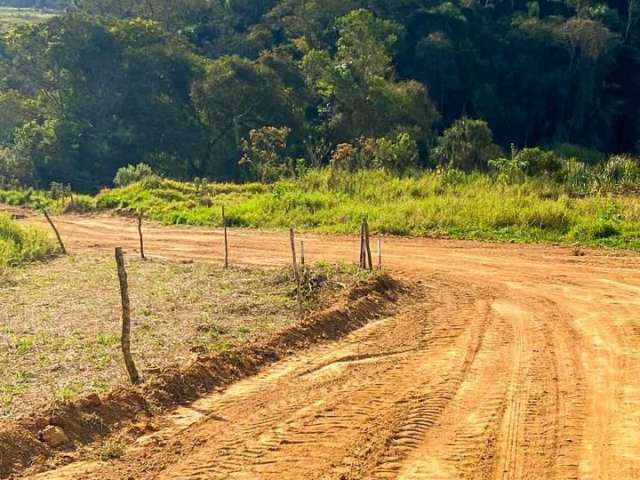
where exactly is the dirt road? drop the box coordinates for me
[17,212,640,479]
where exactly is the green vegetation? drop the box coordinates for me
[92,169,640,249]
[99,441,124,462]
[0,7,56,33]
[0,213,55,269]
[0,0,639,251]
[5,165,640,249]
[0,0,638,192]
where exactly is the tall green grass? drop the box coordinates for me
[3,169,640,249]
[90,169,640,248]
[0,214,56,270]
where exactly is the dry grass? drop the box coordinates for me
[0,253,363,417]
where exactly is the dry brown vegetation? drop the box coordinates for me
[0,253,365,417]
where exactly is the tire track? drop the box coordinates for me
[12,211,640,480]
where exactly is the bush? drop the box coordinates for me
[518,148,562,176]
[372,133,419,172]
[113,163,156,188]
[0,214,56,270]
[490,146,563,185]
[432,118,502,171]
[240,127,292,183]
[553,143,605,165]
[330,142,367,172]
[489,145,528,185]
[561,159,594,196]
[569,219,620,241]
[330,133,419,174]
[594,155,640,194]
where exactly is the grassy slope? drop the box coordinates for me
[2,168,640,249]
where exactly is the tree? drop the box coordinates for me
[432,118,502,171]
[335,8,399,78]
[0,90,35,145]
[1,15,204,190]
[301,9,438,149]
[192,56,298,180]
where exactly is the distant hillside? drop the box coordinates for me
[0,6,57,33]
[0,0,67,9]
[0,0,638,191]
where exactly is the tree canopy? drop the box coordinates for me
[0,0,638,190]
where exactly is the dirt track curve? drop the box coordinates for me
[15,212,640,479]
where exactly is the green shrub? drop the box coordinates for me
[489,147,527,185]
[518,147,562,176]
[432,118,502,171]
[553,143,605,165]
[330,133,419,174]
[594,155,640,194]
[569,219,620,241]
[113,163,156,188]
[0,214,56,269]
[561,159,594,196]
[372,133,419,172]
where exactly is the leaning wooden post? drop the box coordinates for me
[364,219,373,271]
[43,210,67,255]
[377,238,382,270]
[300,239,305,268]
[115,247,141,385]
[359,220,366,269]
[289,229,303,315]
[137,212,145,260]
[222,205,229,269]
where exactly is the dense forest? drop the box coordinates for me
[0,0,638,191]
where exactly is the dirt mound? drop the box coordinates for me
[0,274,402,479]
[142,274,401,409]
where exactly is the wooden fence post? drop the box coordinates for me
[115,247,141,385]
[222,205,229,269]
[137,212,145,260]
[364,219,373,271]
[377,238,382,270]
[359,220,366,269]
[300,239,305,268]
[289,229,303,315]
[43,210,67,255]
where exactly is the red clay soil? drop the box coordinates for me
[5,210,640,479]
[1,269,401,479]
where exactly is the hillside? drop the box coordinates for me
[0,0,638,192]
[0,1,66,9]
[0,7,57,33]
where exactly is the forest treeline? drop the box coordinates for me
[0,0,639,191]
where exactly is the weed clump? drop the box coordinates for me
[0,214,56,271]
